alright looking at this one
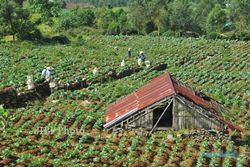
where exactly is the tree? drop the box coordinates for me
[14,0,25,6]
[0,1,15,39]
[168,0,193,33]
[0,0,41,40]
[217,0,227,7]
[206,4,228,38]
[148,0,171,35]
[128,0,149,34]
[229,0,250,32]
[56,8,95,30]
[191,0,218,34]
[115,9,129,35]
[28,0,62,23]
[95,8,113,31]
[96,7,129,35]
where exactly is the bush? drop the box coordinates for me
[56,8,95,31]
[17,25,43,41]
[162,30,181,37]
[207,32,221,39]
[148,31,160,37]
[51,35,70,44]
[145,21,156,34]
[231,31,250,41]
[42,35,70,44]
[206,5,228,37]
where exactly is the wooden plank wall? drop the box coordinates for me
[173,97,224,130]
[134,112,153,129]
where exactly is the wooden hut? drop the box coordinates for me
[104,73,242,133]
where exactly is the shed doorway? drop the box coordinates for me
[153,102,173,128]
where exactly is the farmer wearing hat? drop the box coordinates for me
[128,48,132,59]
[138,51,146,67]
[42,67,54,82]
[139,51,146,62]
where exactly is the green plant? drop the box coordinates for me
[213,140,222,149]
[1,149,13,158]
[0,105,8,130]
[237,145,247,167]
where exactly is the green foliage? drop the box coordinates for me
[191,0,218,34]
[0,36,249,166]
[27,0,63,23]
[229,0,250,31]
[64,0,131,7]
[129,0,149,34]
[168,0,193,32]
[0,105,7,118]
[0,148,13,158]
[56,8,95,30]
[206,4,228,38]
[237,145,247,167]
[96,8,129,35]
[213,140,222,149]
[0,0,41,40]
[1,0,250,40]
[0,105,8,130]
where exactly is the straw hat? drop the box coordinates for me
[140,51,144,54]
[47,67,53,70]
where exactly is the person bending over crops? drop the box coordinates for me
[138,51,146,67]
[26,75,35,90]
[121,59,125,67]
[49,79,58,93]
[139,51,146,61]
[42,67,54,82]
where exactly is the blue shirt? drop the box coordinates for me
[139,53,146,61]
[42,69,52,77]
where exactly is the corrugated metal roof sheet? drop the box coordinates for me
[105,72,242,131]
[105,73,175,123]
[172,79,242,131]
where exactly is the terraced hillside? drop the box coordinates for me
[0,36,249,166]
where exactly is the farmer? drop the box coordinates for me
[128,48,132,58]
[49,79,58,93]
[121,59,125,67]
[92,67,98,75]
[26,75,35,90]
[139,51,146,61]
[138,51,146,67]
[42,67,54,82]
[113,46,119,56]
[145,60,151,68]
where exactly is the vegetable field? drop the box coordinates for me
[0,36,249,166]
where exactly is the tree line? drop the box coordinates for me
[64,0,132,7]
[0,0,250,41]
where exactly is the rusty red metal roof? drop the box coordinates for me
[106,73,175,123]
[105,72,242,131]
[172,79,242,131]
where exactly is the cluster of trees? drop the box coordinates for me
[57,8,95,30]
[85,0,249,39]
[0,0,250,41]
[0,0,65,40]
[64,0,132,7]
[127,0,250,39]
